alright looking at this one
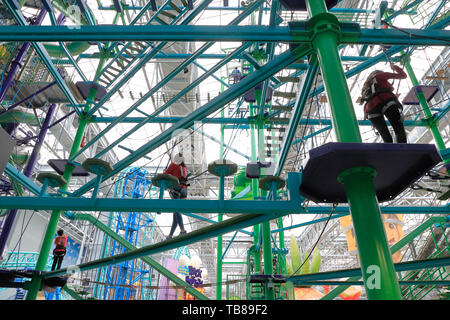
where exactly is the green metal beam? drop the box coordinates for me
[1,25,449,46]
[70,46,312,198]
[289,256,450,285]
[1,197,448,215]
[42,210,289,278]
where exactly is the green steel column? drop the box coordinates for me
[216,79,225,300]
[404,58,449,164]
[254,88,274,300]
[248,10,262,276]
[249,105,261,274]
[25,58,106,300]
[305,0,402,300]
[273,140,286,275]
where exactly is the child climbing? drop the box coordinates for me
[164,153,188,239]
[51,229,68,271]
[360,63,408,143]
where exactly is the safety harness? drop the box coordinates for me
[178,165,188,187]
[361,74,392,105]
[53,235,67,257]
[362,73,404,121]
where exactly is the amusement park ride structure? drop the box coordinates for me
[0,0,449,301]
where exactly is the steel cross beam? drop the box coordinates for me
[91,43,253,160]
[288,256,450,285]
[69,2,264,161]
[42,210,289,278]
[285,15,450,110]
[70,46,311,198]
[3,0,82,116]
[1,25,449,45]
[85,0,214,116]
[1,195,448,215]
[89,116,428,127]
[83,0,263,121]
[94,0,189,85]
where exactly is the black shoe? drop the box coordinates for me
[180,230,187,235]
[166,235,173,240]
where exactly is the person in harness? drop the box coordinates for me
[163,153,188,239]
[360,63,408,143]
[52,229,67,271]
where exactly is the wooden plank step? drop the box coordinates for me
[278,76,300,83]
[155,17,168,25]
[273,91,297,99]
[124,50,136,59]
[267,127,286,132]
[101,72,114,83]
[168,2,182,13]
[266,136,283,141]
[128,46,141,53]
[425,76,448,80]
[264,143,281,147]
[135,42,147,49]
[108,65,122,74]
[115,58,125,69]
[118,56,131,65]
[160,10,176,19]
[104,69,118,77]
[269,117,290,123]
[272,105,293,112]
[319,95,328,103]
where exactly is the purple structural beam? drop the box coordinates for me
[0,104,57,255]
[0,9,67,254]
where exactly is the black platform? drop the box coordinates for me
[299,143,443,203]
[48,159,90,177]
[279,0,338,11]
[243,82,273,103]
[0,269,67,289]
[402,85,439,105]
[75,82,107,101]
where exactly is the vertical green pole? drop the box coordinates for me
[216,77,226,300]
[404,58,448,164]
[249,104,261,274]
[248,9,261,277]
[304,0,401,300]
[254,88,274,300]
[25,58,107,300]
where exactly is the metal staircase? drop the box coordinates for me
[95,0,194,91]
